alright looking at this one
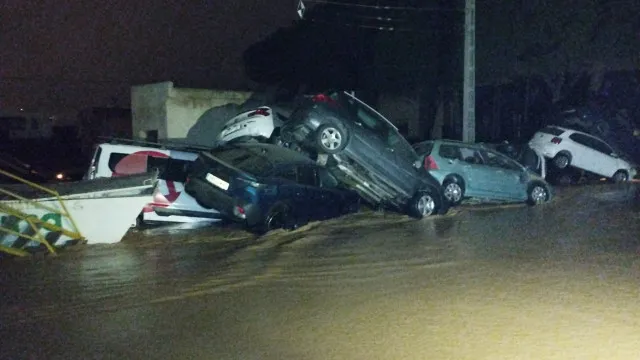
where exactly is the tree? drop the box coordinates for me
[478,0,640,102]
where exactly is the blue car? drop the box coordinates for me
[185,143,361,233]
[412,140,553,206]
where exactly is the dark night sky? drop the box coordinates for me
[1,0,298,114]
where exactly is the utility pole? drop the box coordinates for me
[462,0,476,142]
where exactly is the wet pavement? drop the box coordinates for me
[1,184,639,359]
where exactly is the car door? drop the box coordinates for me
[274,165,309,218]
[477,149,527,199]
[568,133,613,176]
[587,137,619,176]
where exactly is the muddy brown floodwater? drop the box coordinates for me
[1,184,639,359]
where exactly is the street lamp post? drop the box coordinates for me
[462,0,476,143]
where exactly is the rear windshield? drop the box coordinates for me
[539,126,565,136]
[213,148,274,175]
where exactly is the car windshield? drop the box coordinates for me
[212,148,274,176]
[328,91,417,160]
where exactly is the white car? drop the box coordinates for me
[86,141,222,226]
[529,125,637,183]
[217,107,284,145]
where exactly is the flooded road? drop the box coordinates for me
[1,184,639,359]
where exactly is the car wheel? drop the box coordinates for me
[442,177,465,206]
[316,124,347,154]
[552,153,571,169]
[526,181,550,206]
[408,190,438,219]
[612,170,629,183]
[263,203,295,232]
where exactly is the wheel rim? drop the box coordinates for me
[266,211,286,230]
[444,183,462,203]
[531,186,547,204]
[555,156,568,168]
[417,194,436,216]
[320,127,342,150]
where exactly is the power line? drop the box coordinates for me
[308,17,436,33]
[302,0,463,12]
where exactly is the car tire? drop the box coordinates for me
[408,189,439,219]
[612,170,629,183]
[526,181,550,206]
[442,177,465,206]
[316,124,347,154]
[552,153,571,169]
[262,203,295,233]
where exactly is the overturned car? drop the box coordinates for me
[280,90,449,218]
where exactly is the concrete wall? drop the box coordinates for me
[131,81,253,142]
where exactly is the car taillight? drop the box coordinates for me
[249,108,270,117]
[550,137,562,144]
[312,93,338,105]
[424,155,439,170]
[233,205,246,219]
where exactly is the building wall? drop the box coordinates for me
[131,81,252,142]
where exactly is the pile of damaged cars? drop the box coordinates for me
[182,90,557,233]
[185,90,450,233]
[88,89,557,234]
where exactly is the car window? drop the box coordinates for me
[591,138,614,155]
[481,150,522,171]
[297,166,317,186]
[438,144,461,160]
[338,92,403,149]
[318,168,339,188]
[459,147,485,165]
[569,133,613,154]
[539,126,565,136]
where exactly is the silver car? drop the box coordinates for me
[412,140,553,206]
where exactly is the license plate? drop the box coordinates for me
[205,173,229,190]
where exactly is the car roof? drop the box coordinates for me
[414,139,490,150]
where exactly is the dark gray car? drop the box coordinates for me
[280,91,448,218]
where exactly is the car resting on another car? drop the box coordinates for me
[528,125,637,183]
[280,90,449,219]
[184,142,361,233]
[413,140,553,206]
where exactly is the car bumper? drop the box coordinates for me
[185,178,262,226]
